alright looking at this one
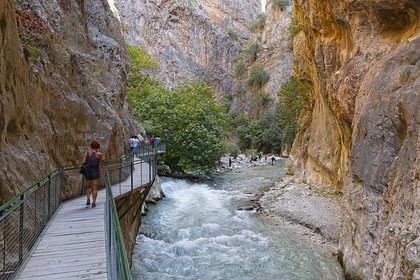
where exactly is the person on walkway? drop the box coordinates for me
[271,155,275,166]
[149,134,155,146]
[129,136,135,153]
[154,135,161,146]
[82,140,102,207]
[132,136,140,156]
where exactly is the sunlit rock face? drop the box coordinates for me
[287,0,419,279]
[112,0,260,98]
[0,0,141,201]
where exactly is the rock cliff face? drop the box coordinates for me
[230,0,293,116]
[112,0,260,98]
[287,0,419,279]
[0,0,141,202]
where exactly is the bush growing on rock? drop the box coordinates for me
[247,13,266,32]
[277,75,312,148]
[272,0,289,11]
[248,67,270,88]
[244,41,260,62]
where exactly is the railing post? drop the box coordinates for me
[47,175,51,218]
[81,176,85,197]
[149,158,152,183]
[1,210,5,276]
[19,194,24,264]
[130,158,134,192]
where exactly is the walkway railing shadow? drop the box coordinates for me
[0,143,165,280]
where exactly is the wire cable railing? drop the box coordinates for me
[0,143,165,280]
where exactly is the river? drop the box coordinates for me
[131,160,344,279]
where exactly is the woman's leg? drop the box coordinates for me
[92,179,99,206]
[85,180,92,205]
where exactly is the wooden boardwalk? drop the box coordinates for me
[17,158,151,280]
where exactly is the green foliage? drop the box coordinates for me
[259,111,283,153]
[128,49,229,175]
[234,111,283,153]
[248,68,270,88]
[248,13,266,32]
[399,68,411,85]
[128,45,160,72]
[288,13,300,50]
[272,0,289,11]
[157,162,172,176]
[235,56,246,77]
[221,92,233,110]
[26,45,41,63]
[127,45,161,90]
[225,142,241,158]
[237,119,263,151]
[255,91,272,108]
[244,41,260,62]
[227,30,239,40]
[277,76,311,148]
[234,84,246,96]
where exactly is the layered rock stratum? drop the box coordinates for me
[0,0,141,201]
[287,1,420,279]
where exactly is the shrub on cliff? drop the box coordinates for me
[247,13,266,32]
[272,0,289,11]
[235,56,246,77]
[248,68,270,88]
[277,76,311,148]
[244,41,260,62]
[287,12,300,50]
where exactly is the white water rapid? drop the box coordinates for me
[131,161,344,280]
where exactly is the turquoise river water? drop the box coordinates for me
[131,160,344,280]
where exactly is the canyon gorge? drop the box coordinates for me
[1,0,419,279]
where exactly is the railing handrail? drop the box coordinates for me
[105,169,132,280]
[0,143,166,212]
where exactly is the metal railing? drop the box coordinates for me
[104,153,159,280]
[0,143,164,280]
[0,164,80,280]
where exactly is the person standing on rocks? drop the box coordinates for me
[82,140,102,208]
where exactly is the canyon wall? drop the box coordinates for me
[0,0,141,202]
[230,0,293,115]
[113,0,260,98]
[287,0,419,279]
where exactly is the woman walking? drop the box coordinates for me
[82,140,102,207]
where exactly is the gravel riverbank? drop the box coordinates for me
[212,154,343,261]
[254,176,343,260]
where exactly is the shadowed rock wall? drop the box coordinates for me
[0,0,141,202]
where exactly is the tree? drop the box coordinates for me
[277,75,311,149]
[127,47,229,175]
